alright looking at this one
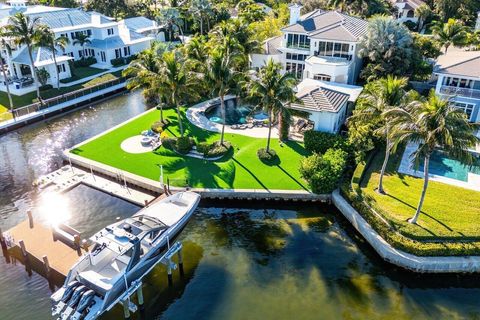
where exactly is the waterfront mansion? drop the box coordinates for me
[0,0,163,90]
[251,4,368,85]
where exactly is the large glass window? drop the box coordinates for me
[313,74,331,81]
[286,62,305,79]
[286,34,310,49]
[316,41,351,59]
[454,102,474,120]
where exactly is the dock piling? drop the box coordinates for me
[122,299,131,320]
[0,228,6,251]
[81,239,89,252]
[19,240,27,258]
[167,264,173,287]
[27,210,33,228]
[136,285,144,310]
[42,255,50,276]
[178,248,184,277]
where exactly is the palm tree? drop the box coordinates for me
[0,33,14,119]
[72,33,91,59]
[392,91,479,224]
[415,3,432,32]
[349,75,410,194]
[157,8,184,42]
[158,51,198,137]
[204,47,243,144]
[431,19,469,53]
[4,12,49,102]
[39,27,69,88]
[189,0,213,35]
[247,60,296,153]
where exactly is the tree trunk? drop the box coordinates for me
[199,16,203,35]
[27,44,42,103]
[220,94,226,145]
[410,155,430,224]
[52,44,60,89]
[206,16,210,32]
[378,138,392,194]
[173,94,184,137]
[0,55,14,119]
[266,109,273,153]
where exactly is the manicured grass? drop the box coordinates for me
[71,108,310,191]
[60,66,107,83]
[0,71,123,109]
[358,150,480,240]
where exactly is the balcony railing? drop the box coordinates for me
[286,44,310,51]
[440,86,480,99]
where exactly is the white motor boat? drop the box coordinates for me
[51,191,201,320]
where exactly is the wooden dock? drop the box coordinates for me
[4,219,88,278]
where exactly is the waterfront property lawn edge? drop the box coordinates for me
[340,150,480,256]
[70,107,311,191]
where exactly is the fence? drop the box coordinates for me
[0,77,126,121]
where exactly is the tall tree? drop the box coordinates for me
[247,60,296,153]
[39,27,69,88]
[4,13,48,102]
[431,19,469,53]
[358,16,413,81]
[158,51,198,136]
[157,8,184,42]
[203,43,243,144]
[391,91,479,224]
[415,3,432,31]
[348,76,411,194]
[0,32,14,119]
[189,0,213,35]
[72,33,91,59]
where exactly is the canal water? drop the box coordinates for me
[1,92,480,320]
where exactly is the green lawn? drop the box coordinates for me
[358,150,480,240]
[0,71,123,109]
[60,66,107,83]
[71,108,310,191]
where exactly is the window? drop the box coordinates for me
[87,29,92,36]
[70,32,74,39]
[407,10,414,18]
[313,74,331,81]
[100,51,106,62]
[454,102,475,121]
[107,28,114,35]
[286,53,307,61]
[78,50,83,57]
[115,48,122,59]
[57,64,66,73]
[316,41,351,59]
[123,46,131,56]
[286,33,310,49]
[286,62,304,79]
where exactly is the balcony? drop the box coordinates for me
[286,44,310,51]
[440,86,480,100]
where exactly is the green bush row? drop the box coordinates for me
[303,130,350,154]
[73,57,97,68]
[111,55,137,67]
[341,158,480,256]
[197,141,232,158]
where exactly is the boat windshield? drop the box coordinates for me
[131,215,167,229]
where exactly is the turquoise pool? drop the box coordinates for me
[419,151,480,182]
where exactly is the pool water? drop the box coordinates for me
[205,99,252,125]
[419,151,480,182]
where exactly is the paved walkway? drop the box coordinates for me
[186,96,280,138]
[332,189,480,273]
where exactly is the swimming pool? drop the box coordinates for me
[204,99,252,125]
[419,151,480,182]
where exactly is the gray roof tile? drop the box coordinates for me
[292,86,350,112]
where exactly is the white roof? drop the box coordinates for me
[297,78,364,102]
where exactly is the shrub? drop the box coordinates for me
[257,148,277,163]
[403,20,417,31]
[110,57,126,67]
[151,121,166,133]
[303,130,349,154]
[161,137,176,150]
[205,141,231,158]
[299,148,347,193]
[73,57,96,68]
[39,84,53,91]
[176,136,194,154]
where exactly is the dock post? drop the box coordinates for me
[137,285,144,310]
[19,240,27,258]
[27,210,33,228]
[178,248,184,277]
[0,228,7,251]
[42,255,50,277]
[167,263,173,287]
[81,240,89,252]
[74,234,81,250]
[122,300,131,320]
[144,200,148,207]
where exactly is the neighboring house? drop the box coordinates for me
[434,49,480,123]
[390,0,426,24]
[250,4,368,85]
[0,2,158,91]
[290,78,363,133]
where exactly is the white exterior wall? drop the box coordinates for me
[250,54,281,70]
[306,103,347,133]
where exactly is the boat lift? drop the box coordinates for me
[105,241,184,319]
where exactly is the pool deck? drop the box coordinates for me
[399,142,480,192]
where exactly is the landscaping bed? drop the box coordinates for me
[70,107,310,190]
[341,150,480,256]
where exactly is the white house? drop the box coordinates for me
[433,48,480,123]
[251,4,368,85]
[0,2,161,91]
[290,78,363,133]
[390,0,426,24]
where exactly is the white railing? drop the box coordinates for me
[440,86,480,99]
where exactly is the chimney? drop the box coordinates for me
[476,11,480,31]
[289,3,303,25]
[91,12,101,26]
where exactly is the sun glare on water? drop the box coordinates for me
[37,192,72,227]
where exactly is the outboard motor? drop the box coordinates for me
[61,285,87,320]
[71,290,95,320]
[52,281,81,316]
